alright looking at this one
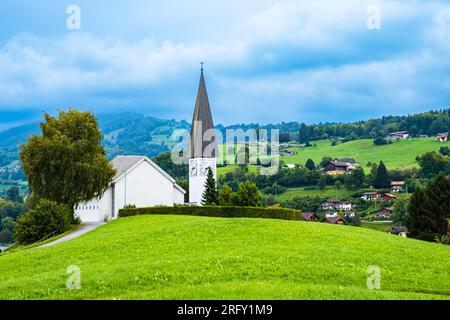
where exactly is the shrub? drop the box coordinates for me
[14,199,71,245]
[119,205,303,221]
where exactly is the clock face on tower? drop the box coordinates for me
[190,162,198,177]
[199,159,216,177]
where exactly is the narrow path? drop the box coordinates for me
[40,222,106,248]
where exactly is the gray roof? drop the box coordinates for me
[189,68,218,158]
[111,156,145,180]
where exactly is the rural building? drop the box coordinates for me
[388,226,408,237]
[391,181,405,193]
[385,131,409,140]
[361,192,380,201]
[320,200,353,211]
[301,213,320,222]
[375,207,394,218]
[322,216,347,224]
[436,132,448,142]
[75,156,186,222]
[325,212,339,218]
[382,193,397,202]
[323,161,354,175]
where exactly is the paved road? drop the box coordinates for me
[40,222,106,248]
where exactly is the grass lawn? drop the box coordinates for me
[0,215,449,300]
[217,164,259,177]
[361,222,392,233]
[274,187,354,202]
[281,138,450,172]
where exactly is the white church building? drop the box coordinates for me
[75,155,186,222]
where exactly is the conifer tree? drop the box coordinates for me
[201,168,219,205]
[373,161,390,189]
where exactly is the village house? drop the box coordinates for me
[375,207,394,219]
[343,212,356,218]
[382,193,397,202]
[75,156,186,222]
[322,216,347,224]
[361,192,380,201]
[391,181,405,193]
[320,199,340,210]
[385,131,409,140]
[319,199,353,211]
[325,212,339,218]
[388,226,408,237]
[323,161,354,175]
[301,212,320,222]
[436,132,448,142]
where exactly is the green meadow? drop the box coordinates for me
[0,215,449,300]
[273,187,354,202]
[280,138,449,171]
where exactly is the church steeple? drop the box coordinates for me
[189,64,217,158]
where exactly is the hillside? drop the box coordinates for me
[0,215,448,299]
[280,138,450,171]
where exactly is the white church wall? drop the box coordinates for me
[173,187,185,205]
[119,160,175,209]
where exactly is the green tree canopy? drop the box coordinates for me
[6,186,20,202]
[218,184,234,206]
[407,174,450,242]
[233,181,262,207]
[20,110,116,218]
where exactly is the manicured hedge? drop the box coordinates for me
[119,205,303,221]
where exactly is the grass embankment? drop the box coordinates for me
[0,215,448,300]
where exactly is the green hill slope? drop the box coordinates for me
[0,215,449,300]
[280,137,450,171]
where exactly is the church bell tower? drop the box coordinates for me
[189,64,218,205]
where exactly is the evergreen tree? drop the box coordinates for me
[201,168,219,205]
[373,161,390,189]
[407,175,450,242]
[305,159,316,171]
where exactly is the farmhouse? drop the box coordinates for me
[382,193,397,202]
[385,131,409,140]
[320,199,353,211]
[301,212,320,222]
[388,226,408,237]
[323,161,354,175]
[361,192,380,201]
[436,132,448,142]
[391,181,405,193]
[75,156,186,222]
[322,216,347,224]
[375,207,394,218]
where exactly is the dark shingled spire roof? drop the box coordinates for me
[189,67,218,158]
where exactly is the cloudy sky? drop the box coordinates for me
[0,0,449,130]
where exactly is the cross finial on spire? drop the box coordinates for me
[200,62,204,71]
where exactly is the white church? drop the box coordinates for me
[75,66,217,222]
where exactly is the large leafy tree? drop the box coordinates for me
[233,181,262,207]
[202,168,219,205]
[407,174,450,242]
[20,110,116,219]
[373,161,390,189]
